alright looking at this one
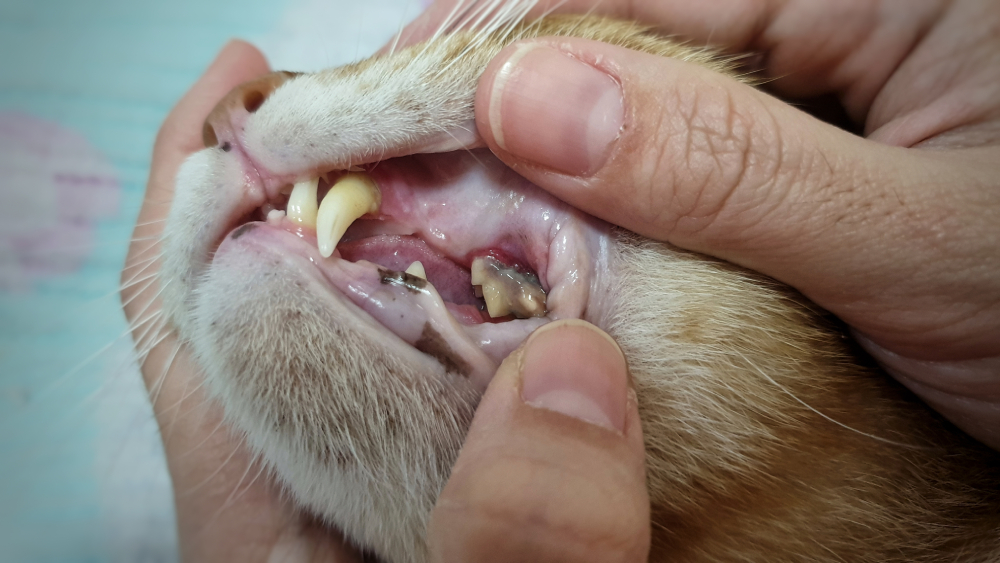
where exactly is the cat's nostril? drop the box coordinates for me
[243,90,266,114]
[202,70,302,151]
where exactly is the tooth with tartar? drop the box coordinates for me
[481,282,512,318]
[471,256,547,319]
[286,178,318,228]
[405,261,427,280]
[317,172,381,258]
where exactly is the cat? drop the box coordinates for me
[156,6,1000,563]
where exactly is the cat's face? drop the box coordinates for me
[161,21,626,559]
[156,13,1000,563]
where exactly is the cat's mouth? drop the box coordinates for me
[205,147,612,389]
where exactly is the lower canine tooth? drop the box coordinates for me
[405,261,427,280]
[287,178,319,228]
[317,172,381,258]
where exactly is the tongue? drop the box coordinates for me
[338,234,477,306]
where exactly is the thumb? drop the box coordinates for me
[473,38,973,350]
[428,320,650,563]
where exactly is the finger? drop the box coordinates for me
[475,38,1000,361]
[123,40,269,401]
[122,40,269,332]
[428,320,649,562]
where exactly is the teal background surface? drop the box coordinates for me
[0,0,415,560]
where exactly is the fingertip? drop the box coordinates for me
[429,320,648,562]
[476,40,624,177]
[157,39,271,159]
[520,319,630,433]
[211,39,271,79]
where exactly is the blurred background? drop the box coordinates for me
[0,0,421,560]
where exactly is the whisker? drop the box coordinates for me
[736,350,937,451]
[178,442,242,497]
[132,218,167,228]
[146,340,183,408]
[178,415,229,459]
[216,458,269,516]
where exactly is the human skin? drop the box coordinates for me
[123,41,647,562]
[125,0,1000,559]
[405,0,1000,449]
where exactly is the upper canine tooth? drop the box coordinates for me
[405,261,427,280]
[287,178,318,228]
[317,172,381,258]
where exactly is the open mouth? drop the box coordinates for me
[209,148,611,389]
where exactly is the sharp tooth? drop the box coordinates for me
[405,261,426,280]
[317,172,381,258]
[481,282,512,318]
[287,178,318,228]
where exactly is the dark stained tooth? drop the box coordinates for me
[470,256,547,319]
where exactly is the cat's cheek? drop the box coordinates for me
[186,235,480,559]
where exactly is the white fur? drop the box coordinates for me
[159,8,1000,563]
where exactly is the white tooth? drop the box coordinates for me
[287,178,318,228]
[405,261,427,280]
[317,172,381,258]
[517,292,545,317]
[266,208,286,225]
[481,282,512,318]
[470,256,487,286]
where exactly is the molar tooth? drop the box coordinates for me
[317,172,381,258]
[287,178,318,228]
[470,255,548,319]
[405,261,427,280]
[517,292,545,317]
[481,282,512,318]
[470,257,487,286]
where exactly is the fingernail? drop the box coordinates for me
[520,320,628,432]
[487,43,624,176]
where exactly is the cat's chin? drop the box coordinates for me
[188,228,480,559]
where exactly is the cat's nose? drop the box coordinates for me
[202,70,300,149]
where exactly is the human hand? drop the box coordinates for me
[427,320,649,562]
[125,42,648,561]
[403,0,1000,449]
[122,40,364,562]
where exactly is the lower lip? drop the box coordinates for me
[214,221,504,388]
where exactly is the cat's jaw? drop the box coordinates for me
[166,138,617,388]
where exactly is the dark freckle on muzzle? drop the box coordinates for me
[231,223,257,240]
[378,268,427,293]
[415,323,471,378]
